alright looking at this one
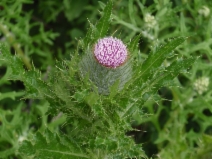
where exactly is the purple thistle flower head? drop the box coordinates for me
[94,37,128,68]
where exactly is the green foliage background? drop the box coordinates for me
[0,0,211,159]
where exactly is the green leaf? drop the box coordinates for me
[85,92,99,106]
[82,0,113,49]
[136,37,187,82]
[0,67,12,86]
[0,43,24,79]
[88,133,146,158]
[0,91,24,100]
[0,103,29,158]
[123,57,195,119]
[83,22,96,49]
[95,0,113,38]
[128,0,136,25]
[127,33,141,55]
[63,0,89,21]
[195,134,212,159]
[19,129,89,159]
[142,57,196,97]
[156,58,195,86]
[19,140,35,156]
[72,89,88,102]
[0,43,64,113]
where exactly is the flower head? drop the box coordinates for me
[198,6,210,17]
[94,37,128,68]
[144,13,157,29]
[193,77,210,95]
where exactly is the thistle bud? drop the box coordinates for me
[80,37,132,95]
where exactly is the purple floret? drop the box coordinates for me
[94,37,128,68]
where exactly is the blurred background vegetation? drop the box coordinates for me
[0,0,212,158]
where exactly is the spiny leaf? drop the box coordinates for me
[24,70,51,96]
[85,92,99,106]
[123,57,195,118]
[136,37,187,82]
[0,43,24,78]
[141,57,196,97]
[142,58,195,94]
[96,0,113,38]
[88,134,146,158]
[72,89,88,102]
[19,129,89,159]
[0,44,66,114]
[154,57,195,87]
[83,22,96,49]
[127,33,141,55]
[83,0,113,49]
[0,103,28,158]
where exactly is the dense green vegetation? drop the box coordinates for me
[0,0,212,158]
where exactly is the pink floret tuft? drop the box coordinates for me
[94,37,128,68]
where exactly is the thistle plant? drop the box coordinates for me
[0,0,196,159]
